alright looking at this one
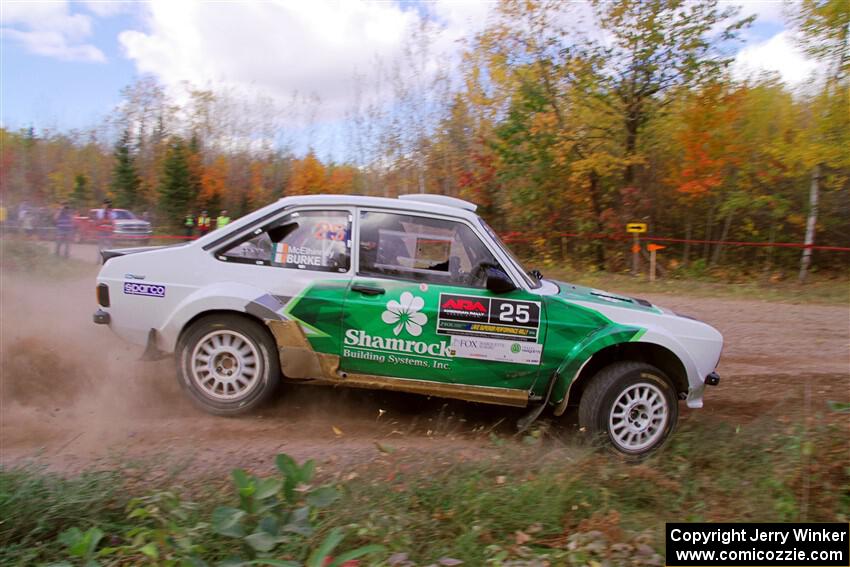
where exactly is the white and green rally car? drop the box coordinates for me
[94,194,722,455]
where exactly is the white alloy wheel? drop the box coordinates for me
[608,382,669,453]
[578,361,678,457]
[191,329,260,401]
[178,314,280,415]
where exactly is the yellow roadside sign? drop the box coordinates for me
[626,222,647,233]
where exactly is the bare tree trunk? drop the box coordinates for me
[762,224,776,276]
[588,171,606,270]
[417,165,426,194]
[798,164,821,283]
[682,213,692,267]
[703,202,716,261]
[711,210,733,267]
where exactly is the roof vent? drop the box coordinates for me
[398,194,477,212]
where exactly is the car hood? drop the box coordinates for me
[547,280,661,315]
[546,278,722,360]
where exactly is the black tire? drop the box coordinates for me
[177,314,280,416]
[578,361,678,457]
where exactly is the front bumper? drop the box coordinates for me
[112,233,153,240]
[686,371,720,408]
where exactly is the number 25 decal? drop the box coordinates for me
[498,303,530,323]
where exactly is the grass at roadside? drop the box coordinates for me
[0,238,95,279]
[3,417,847,566]
[545,267,850,305]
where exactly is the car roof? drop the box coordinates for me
[275,194,480,221]
[191,193,484,251]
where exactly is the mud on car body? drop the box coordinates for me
[93,194,722,456]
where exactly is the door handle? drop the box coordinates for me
[351,284,385,296]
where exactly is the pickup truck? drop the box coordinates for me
[75,208,153,245]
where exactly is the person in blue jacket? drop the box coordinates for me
[54,202,75,258]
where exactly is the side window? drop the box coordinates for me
[219,210,351,272]
[358,211,500,287]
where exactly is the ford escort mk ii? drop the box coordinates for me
[93,194,722,455]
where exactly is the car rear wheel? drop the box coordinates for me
[578,361,677,457]
[177,314,280,415]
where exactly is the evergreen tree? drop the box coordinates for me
[71,173,90,209]
[188,132,205,205]
[111,129,141,209]
[158,137,197,228]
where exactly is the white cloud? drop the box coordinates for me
[81,0,133,18]
[117,0,498,121]
[0,0,105,62]
[726,0,788,25]
[119,1,418,118]
[733,30,821,85]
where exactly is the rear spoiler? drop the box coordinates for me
[101,245,166,264]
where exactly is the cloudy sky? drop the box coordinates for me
[1,0,818,148]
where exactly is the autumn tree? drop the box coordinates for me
[287,152,326,195]
[200,155,228,213]
[71,173,90,209]
[788,0,850,281]
[590,0,753,203]
[325,165,359,194]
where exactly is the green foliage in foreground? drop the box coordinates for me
[4,455,382,567]
[1,418,847,566]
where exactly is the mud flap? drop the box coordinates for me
[516,372,559,433]
[140,328,168,361]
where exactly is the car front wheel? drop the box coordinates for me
[578,361,678,457]
[177,314,280,415]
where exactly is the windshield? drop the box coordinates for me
[479,219,540,288]
[113,210,135,220]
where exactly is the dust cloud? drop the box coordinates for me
[1,270,190,458]
[0,257,506,475]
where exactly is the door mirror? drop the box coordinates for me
[485,266,517,294]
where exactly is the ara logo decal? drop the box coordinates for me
[439,294,490,322]
[123,281,165,298]
[441,298,487,312]
[381,291,428,336]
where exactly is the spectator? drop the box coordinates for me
[216,210,231,229]
[198,210,211,237]
[184,213,195,238]
[21,209,34,239]
[54,202,74,258]
[97,199,115,262]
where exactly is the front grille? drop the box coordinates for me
[116,225,151,234]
